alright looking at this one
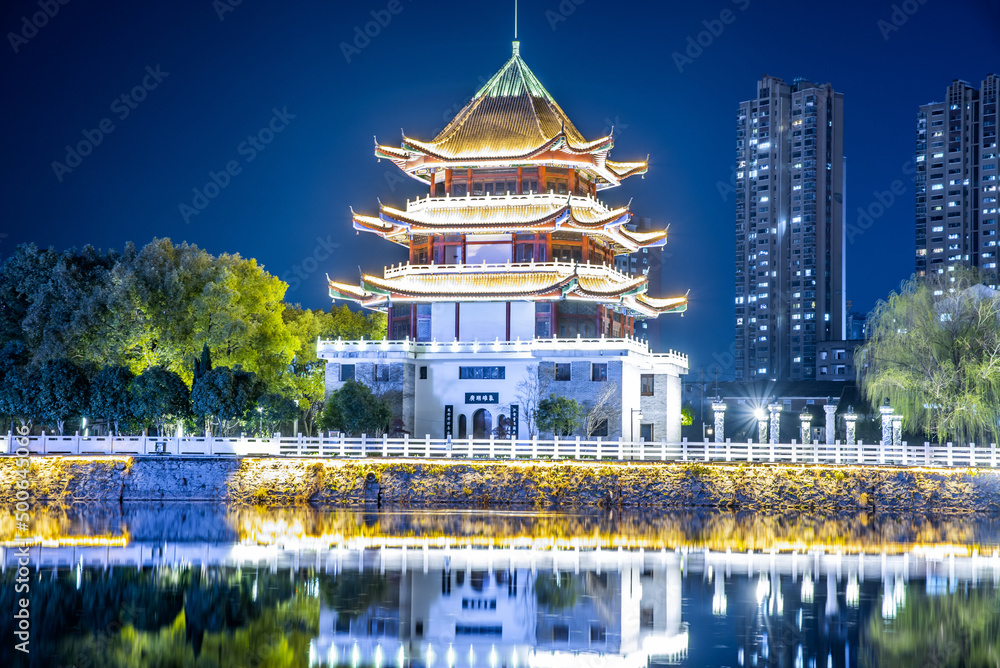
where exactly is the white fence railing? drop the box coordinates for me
[4,433,1000,467]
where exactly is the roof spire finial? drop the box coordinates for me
[514,0,518,39]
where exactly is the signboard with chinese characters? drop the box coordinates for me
[510,404,519,439]
[444,405,453,437]
[465,392,499,404]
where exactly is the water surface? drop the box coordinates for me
[2,505,998,667]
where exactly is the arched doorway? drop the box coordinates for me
[458,414,467,439]
[473,409,492,439]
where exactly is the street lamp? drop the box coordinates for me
[630,408,643,442]
[754,407,767,444]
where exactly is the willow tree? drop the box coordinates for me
[857,268,1000,445]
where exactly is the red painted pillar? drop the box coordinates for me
[455,303,460,340]
[539,165,547,192]
[444,168,452,196]
[506,302,511,341]
[516,166,523,195]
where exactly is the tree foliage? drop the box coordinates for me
[317,380,392,436]
[87,366,136,435]
[132,366,191,436]
[36,359,89,434]
[857,269,1000,444]
[537,393,583,437]
[191,366,265,436]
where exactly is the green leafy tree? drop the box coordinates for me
[536,393,583,436]
[681,402,695,427]
[132,366,191,436]
[857,268,1000,444]
[36,358,89,434]
[0,341,37,429]
[328,304,387,340]
[256,392,298,436]
[191,366,265,436]
[317,380,392,436]
[87,366,136,435]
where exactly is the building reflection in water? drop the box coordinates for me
[313,548,687,667]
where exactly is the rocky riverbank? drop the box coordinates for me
[2,456,999,513]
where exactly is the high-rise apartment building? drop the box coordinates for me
[734,75,846,382]
[915,75,999,279]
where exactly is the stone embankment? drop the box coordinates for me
[1,456,999,512]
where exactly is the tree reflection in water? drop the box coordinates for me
[863,582,1000,667]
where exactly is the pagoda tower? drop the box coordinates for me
[329,41,687,342]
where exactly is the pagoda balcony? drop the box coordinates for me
[382,258,635,280]
[402,189,612,214]
[317,334,689,369]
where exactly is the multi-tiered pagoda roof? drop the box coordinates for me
[330,41,687,338]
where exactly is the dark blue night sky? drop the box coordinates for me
[2,0,999,377]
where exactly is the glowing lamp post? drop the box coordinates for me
[754,408,767,444]
[711,399,726,443]
[799,409,813,444]
[844,406,858,446]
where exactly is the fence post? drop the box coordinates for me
[878,440,885,465]
[553,435,559,460]
[618,436,625,461]
[970,442,976,467]
[575,435,581,460]
[725,439,731,462]
[339,432,346,457]
[901,440,907,466]
[835,440,841,465]
[681,438,688,462]
[947,442,954,467]
[813,440,819,465]
[747,439,752,463]
[532,434,538,459]
[661,438,667,462]
[361,433,367,458]
[490,434,495,459]
[382,433,388,457]
[596,437,603,461]
[791,439,796,464]
[769,439,774,463]
[468,437,473,459]
[924,442,931,466]
[40,431,47,455]
[993,443,998,468]
[858,440,863,465]
[403,433,410,458]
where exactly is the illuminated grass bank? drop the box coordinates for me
[2,456,1000,513]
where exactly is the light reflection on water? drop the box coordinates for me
[0,505,999,667]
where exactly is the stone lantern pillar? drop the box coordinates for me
[824,402,837,445]
[844,407,858,446]
[755,408,768,444]
[892,414,902,447]
[711,399,726,443]
[800,409,813,444]
[768,403,781,445]
[880,400,894,446]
